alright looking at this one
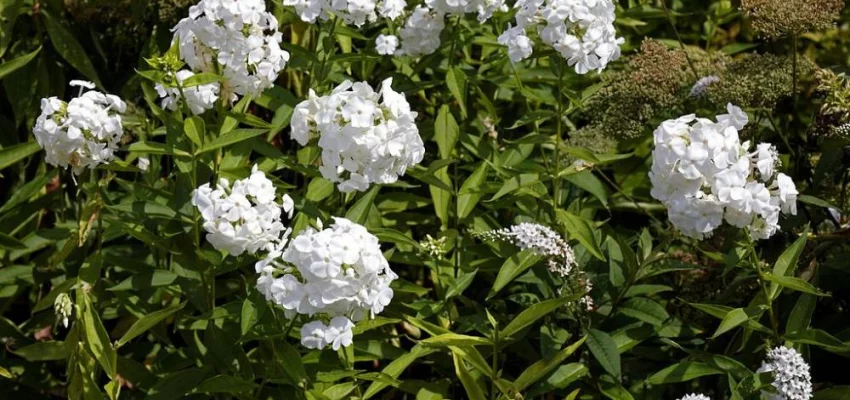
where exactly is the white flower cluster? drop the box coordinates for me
[677,394,710,400]
[284,0,379,26]
[497,0,623,73]
[172,0,289,99]
[254,217,397,350]
[291,78,425,193]
[649,104,799,240]
[757,346,812,400]
[395,6,446,57]
[476,222,576,277]
[33,81,127,175]
[191,165,294,256]
[280,0,504,57]
[425,0,506,22]
[155,70,224,115]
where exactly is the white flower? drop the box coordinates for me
[678,395,711,400]
[285,0,377,26]
[256,217,397,349]
[191,165,293,256]
[397,6,445,57]
[290,78,424,193]
[649,104,797,240]
[498,25,534,62]
[172,0,289,99]
[757,346,812,400]
[137,157,150,172]
[476,222,576,277]
[33,82,127,175]
[501,0,623,73]
[752,143,780,180]
[376,34,399,55]
[155,69,223,115]
[426,0,506,21]
[325,316,355,350]
[378,0,406,20]
[300,320,329,349]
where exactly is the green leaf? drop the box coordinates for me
[785,329,850,353]
[82,294,117,379]
[445,269,478,299]
[306,177,335,202]
[12,341,67,361]
[500,297,573,339]
[422,333,492,347]
[0,46,40,80]
[428,165,452,228]
[181,72,220,87]
[587,329,620,379]
[434,105,458,159]
[769,232,807,299]
[457,163,488,219]
[487,250,540,299]
[514,336,586,391]
[556,210,605,261]
[446,67,468,117]
[371,228,419,248]
[184,116,205,147]
[712,307,763,338]
[117,303,184,348]
[761,273,828,297]
[687,302,771,334]
[363,345,437,399]
[146,367,211,400]
[240,299,258,337]
[194,375,256,394]
[126,141,192,158]
[489,173,539,201]
[646,361,722,384]
[598,376,634,400]
[452,353,487,400]
[196,129,267,155]
[813,387,850,400]
[564,170,608,206]
[0,232,25,249]
[0,141,40,171]
[344,186,379,225]
[619,297,670,326]
[42,11,102,87]
[107,270,178,291]
[786,293,816,335]
[798,194,839,209]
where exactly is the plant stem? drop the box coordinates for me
[553,58,564,214]
[746,236,781,342]
[660,0,699,80]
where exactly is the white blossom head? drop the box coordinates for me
[172,0,289,98]
[649,104,798,240]
[255,217,397,349]
[476,222,576,277]
[290,78,425,193]
[497,0,624,74]
[33,81,127,174]
[677,395,710,400]
[757,346,812,400]
[284,0,378,26]
[191,165,294,256]
[396,6,446,57]
[155,69,228,115]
